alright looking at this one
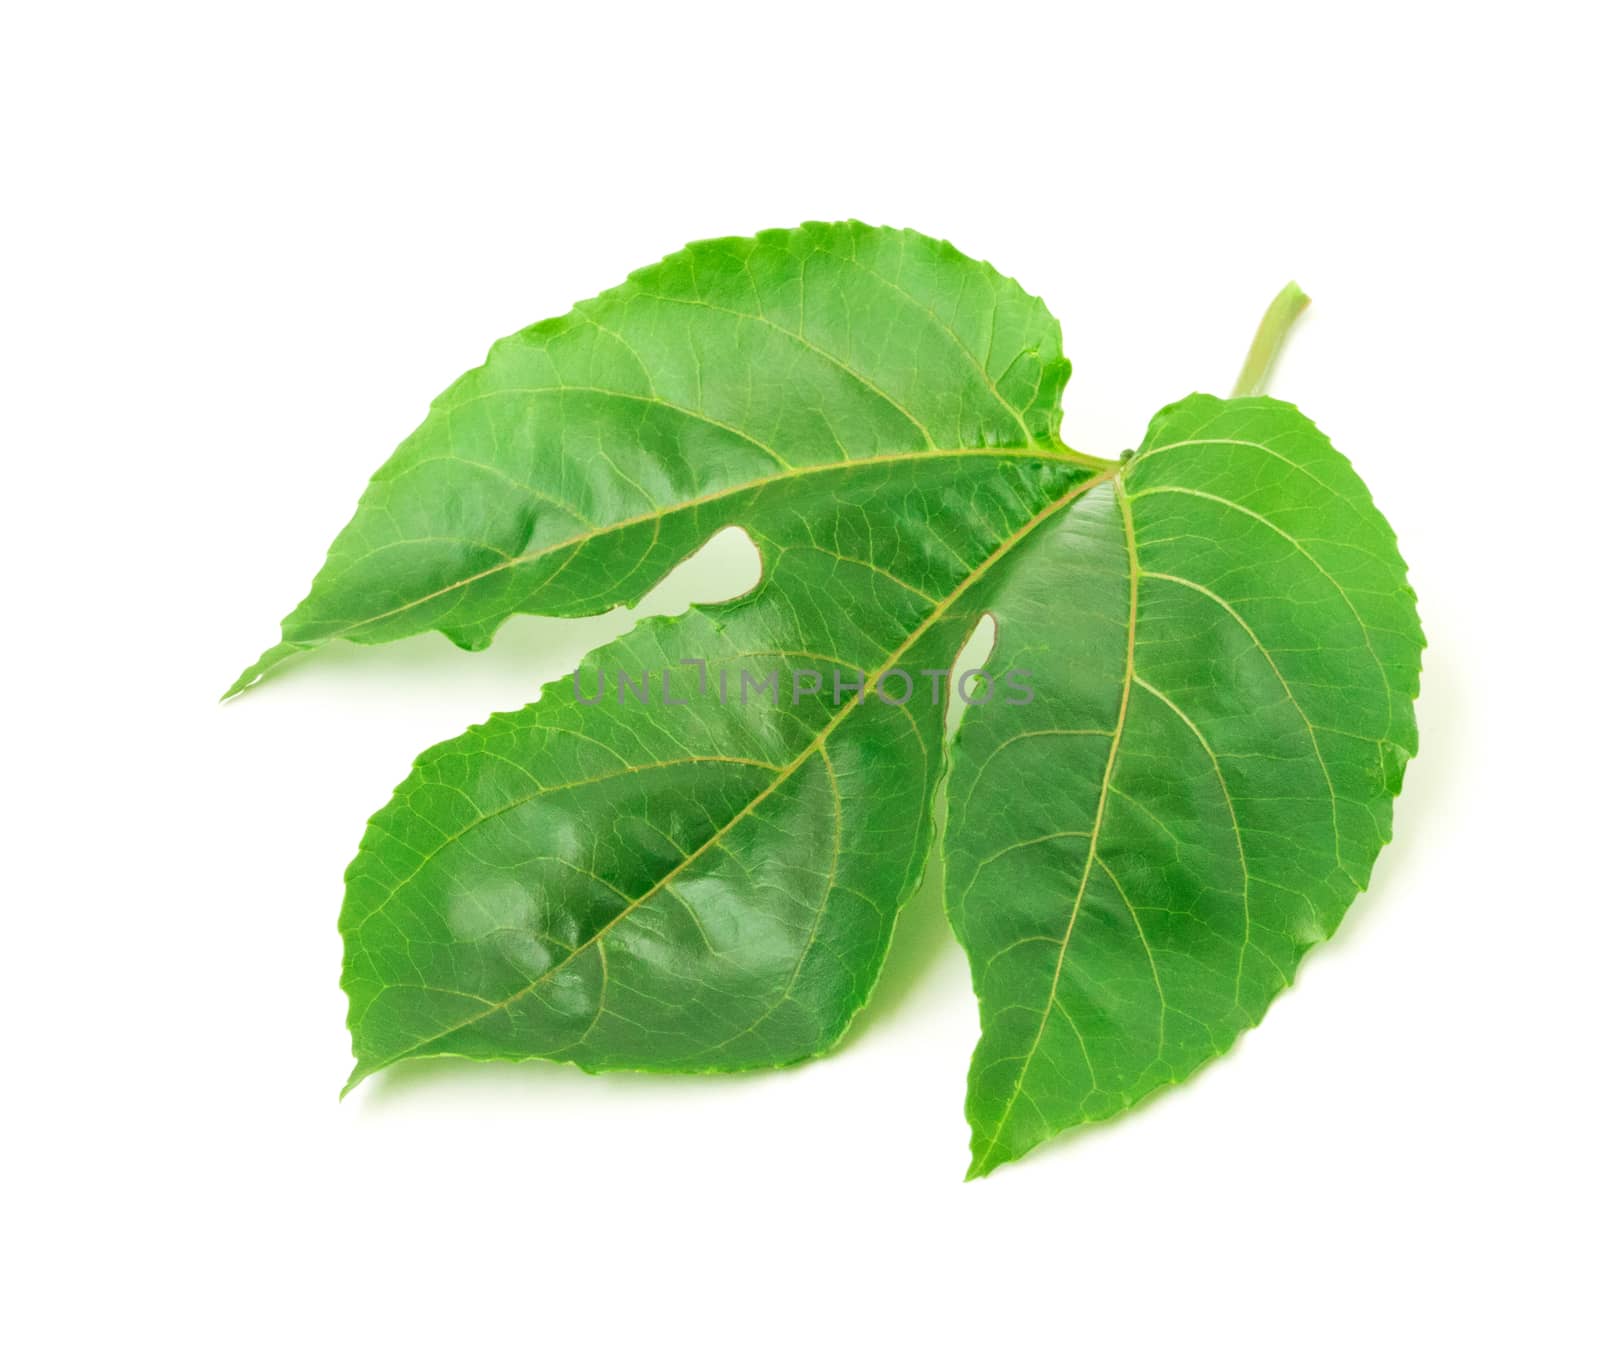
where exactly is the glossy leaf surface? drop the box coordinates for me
[944,394,1421,1174]
[238,224,1420,1172]
[227,223,1071,697]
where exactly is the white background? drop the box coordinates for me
[6,3,1595,1358]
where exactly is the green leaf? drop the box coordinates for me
[226,222,1076,698]
[341,455,1096,1088]
[315,222,1101,1089]
[240,223,1419,1173]
[945,394,1421,1175]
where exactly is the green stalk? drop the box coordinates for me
[1231,281,1310,398]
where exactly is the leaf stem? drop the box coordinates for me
[1231,281,1310,398]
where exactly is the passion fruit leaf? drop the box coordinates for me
[945,393,1421,1176]
[226,223,1076,697]
[238,224,1419,1175]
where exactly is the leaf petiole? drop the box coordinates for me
[1231,281,1310,398]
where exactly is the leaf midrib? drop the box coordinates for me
[299,442,1110,646]
[969,477,1141,1173]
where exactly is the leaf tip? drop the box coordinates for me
[220,655,271,703]
[964,1153,1006,1181]
[220,640,306,703]
[964,1133,1004,1180]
